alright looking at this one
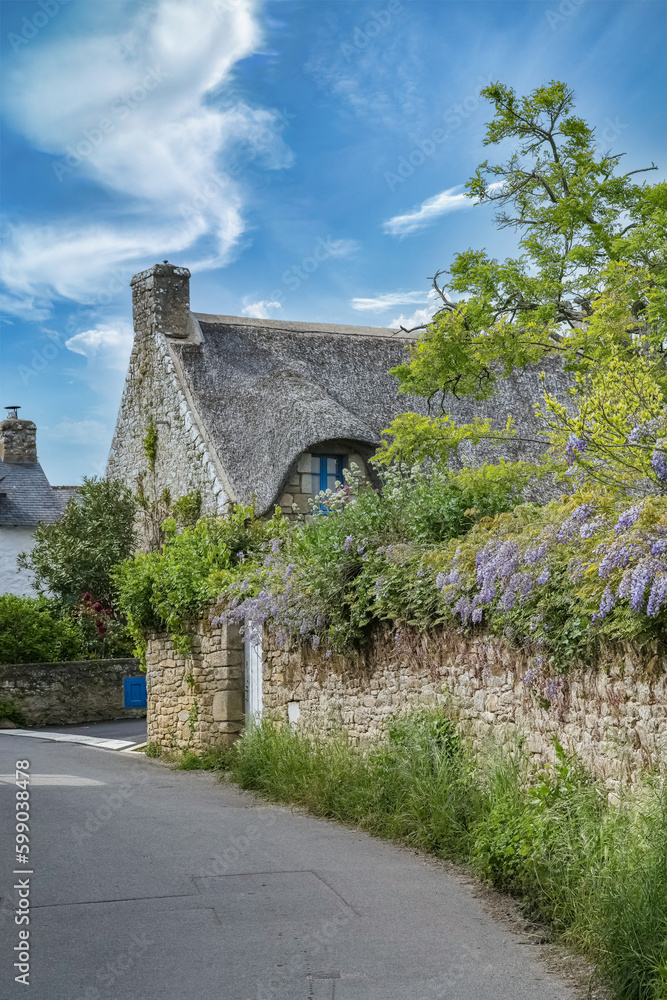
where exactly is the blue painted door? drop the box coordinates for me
[124,675,147,709]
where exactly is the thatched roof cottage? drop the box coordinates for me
[107,262,555,518]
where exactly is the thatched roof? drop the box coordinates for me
[170,314,427,514]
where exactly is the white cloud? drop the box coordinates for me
[65,321,134,370]
[350,291,430,312]
[0,0,292,311]
[0,292,51,323]
[241,299,282,319]
[42,419,109,445]
[325,239,360,258]
[383,185,474,236]
[389,289,440,330]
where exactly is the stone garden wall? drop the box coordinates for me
[0,658,144,726]
[145,621,667,791]
[264,629,667,793]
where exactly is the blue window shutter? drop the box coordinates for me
[124,676,147,709]
[318,455,328,495]
[312,454,347,512]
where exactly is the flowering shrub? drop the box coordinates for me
[114,505,285,658]
[116,462,667,676]
[0,594,132,664]
[217,485,667,678]
[215,463,553,653]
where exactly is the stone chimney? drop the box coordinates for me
[0,408,37,465]
[130,261,191,340]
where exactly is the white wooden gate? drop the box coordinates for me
[244,628,263,724]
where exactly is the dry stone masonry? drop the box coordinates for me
[145,621,667,791]
[0,658,144,726]
[145,622,245,750]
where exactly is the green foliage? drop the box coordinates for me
[114,504,286,658]
[376,412,496,466]
[384,80,667,495]
[0,699,26,726]
[0,594,134,664]
[0,594,84,664]
[172,489,202,527]
[225,710,667,1000]
[227,464,533,652]
[18,477,137,608]
[142,421,158,471]
[175,746,233,770]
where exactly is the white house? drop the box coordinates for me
[0,408,77,596]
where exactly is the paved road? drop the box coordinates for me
[0,732,578,1000]
[40,719,148,743]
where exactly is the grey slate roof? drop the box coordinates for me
[172,314,429,514]
[0,460,73,527]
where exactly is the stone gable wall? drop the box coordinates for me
[106,324,228,521]
[0,658,144,726]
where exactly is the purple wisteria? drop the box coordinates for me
[565,434,589,463]
[435,497,667,629]
[651,445,667,482]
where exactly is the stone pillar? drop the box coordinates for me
[145,622,246,752]
[203,622,246,747]
[130,261,191,340]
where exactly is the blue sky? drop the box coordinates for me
[1,0,666,484]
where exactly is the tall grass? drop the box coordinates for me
[221,711,667,1000]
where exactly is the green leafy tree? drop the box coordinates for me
[382,81,667,494]
[18,477,137,607]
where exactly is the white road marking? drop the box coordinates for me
[0,774,104,785]
[0,729,138,750]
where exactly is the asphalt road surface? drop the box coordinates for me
[0,730,578,1000]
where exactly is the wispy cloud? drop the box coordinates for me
[383,185,473,236]
[241,299,282,318]
[326,238,361,258]
[42,419,109,445]
[0,0,293,314]
[350,290,430,312]
[389,289,440,330]
[65,320,134,370]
